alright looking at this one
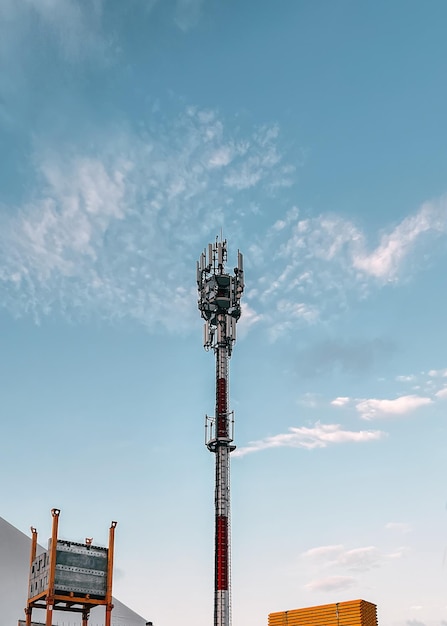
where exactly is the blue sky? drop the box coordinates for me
[1,1,447,625]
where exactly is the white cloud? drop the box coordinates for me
[223,126,290,190]
[247,195,447,337]
[278,214,360,264]
[396,375,416,382]
[174,0,205,32]
[335,546,381,571]
[435,386,447,399]
[331,397,351,407]
[303,543,407,573]
[207,146,234,169]
[234,422,385,457]
[428,368,447,377]
[407,619,427,626]
[304,576,356,592]
[297,393,320,409]
[3,0,109,62]
[2,90,447,339]
[356,395,433,420]
[387,547,410,559]
[8,156,127,280]
[0,107,290,329]
[276,299,318,322]
[237,302,263,338]
[352,197,447,279]
[302,545,344,559]
[272,206,300,231]
[385,522,412,534]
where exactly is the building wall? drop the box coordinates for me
[269,599,378,626]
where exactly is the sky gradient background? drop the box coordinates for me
[1,1,447,626]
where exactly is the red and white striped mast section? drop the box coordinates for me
[197,238,244,626]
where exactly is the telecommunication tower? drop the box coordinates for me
[197,238,244,626]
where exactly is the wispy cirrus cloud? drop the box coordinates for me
[407,620,426,626]
[335,547,381,571]
[333,546,383,571]
[302,545,344,559]
[237,302,263,337]
[352,196,447,279]
[247,196,447,337]
[174,0,206,32]
[303,542,408,572]
[2,0,202,66]
[2,89,447,338]
[304,576,356,592]
[302,542,409,597]
[1,0,109,62]
[0,107,291,330]
[233,422,385,458]
[385,522,412,533]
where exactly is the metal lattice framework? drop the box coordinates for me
[197,239,244,626]
[24,509,117,626]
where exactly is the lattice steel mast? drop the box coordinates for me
[197,238,244,626]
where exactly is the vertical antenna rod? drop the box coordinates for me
[197,238,244,626]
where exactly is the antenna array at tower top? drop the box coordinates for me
[196,239,244,353]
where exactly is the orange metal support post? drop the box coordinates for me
[25,526,38,626]
[46,508,60,626]
[105,521,117,626]
[82,608,90,626]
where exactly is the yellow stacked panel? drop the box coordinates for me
[269,599,378,626]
